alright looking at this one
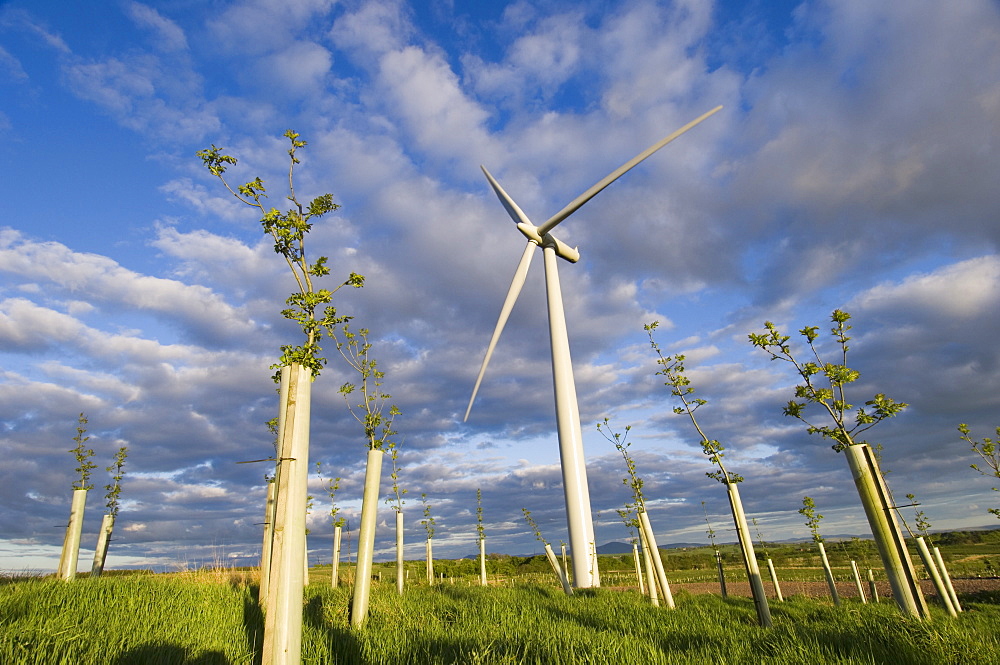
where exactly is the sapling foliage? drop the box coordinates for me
[70,413,96,491]
[747,310,907,452]
[597,419,645,518]
[197,131,363,380]
[104,446,128,517]
[958,424,1000,519]
[335,325,401,451]
[644,323,742,485]
[421,493,436,540]
[702,501,718,550]
[799,496,824,544]
[904,492,932,540]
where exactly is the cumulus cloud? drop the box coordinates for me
[0,229,259,347]
[126,2,188,52]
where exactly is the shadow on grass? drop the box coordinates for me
[111,643,229,665]
[241,585,264,665]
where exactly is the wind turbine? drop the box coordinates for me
[465,106,723,588]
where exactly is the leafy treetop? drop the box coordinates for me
[70,413,96,491]
[702,501,718,550]
[385,442,407,514]
[597,418,644,540]
[748,309,908,452]
[645,322,743,484]
[317,463,345,528]
[104,445,128,516]
[197,130,363,380]
[420,493,436,540]
[799,496,824,544]
[904,492,933,540]
[476,488,485,540]
[521,508,548,546]
[958,423,1000,519]
[335,325,401,451]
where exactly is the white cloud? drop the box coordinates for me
[0,229,258,346]
[853,256,1000,320]
[377,46,498,169]
[328,0,412,61]
[126,2,189,52]
[255,41,333,96]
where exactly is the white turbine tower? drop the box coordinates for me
[465,106,723,588]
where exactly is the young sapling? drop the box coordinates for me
[476,488,487,586]
[421,494,436,585]
[702,501,726,598]
[199,130,363,663]
[598,418,673,607]
[799,496,840,605]
[334,324,400,627]
[91,444,127,577]
[903,492,959,615]
[386,445,406,594]
[646,323,770,626]
[58,414,94,581]
[752,517,782,602]
[522,508,572,595]
[750,311,926,619]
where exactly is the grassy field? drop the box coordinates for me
[1,568,999,664]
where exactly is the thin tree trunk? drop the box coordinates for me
[638,510,674,608]
[850,560,867,603]
[632,541,645,594]
[766,558,783,602]
[726,483,771,627]
[350,448,384,628]
[262,364,312,665]
[844,444,928,619]
[395,512,404,595]
[543,543,573,595]
[90,513,115,577]
[818,541,841,606]
[331,525,342,588]
[933,546,962,612]
[59,489,88,582]
[915,536,957,617]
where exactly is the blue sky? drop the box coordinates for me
[1,0,999,573]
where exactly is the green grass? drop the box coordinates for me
[1,573,999,664]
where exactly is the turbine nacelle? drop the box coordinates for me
[516,223,580,263]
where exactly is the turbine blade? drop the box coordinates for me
[536,105,723,236]
[464,241,536,422]
[481,166,533,226]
